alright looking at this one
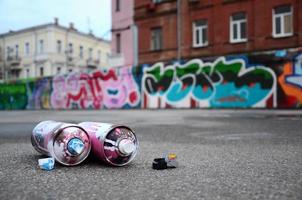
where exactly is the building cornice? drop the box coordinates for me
[0,23,110,43]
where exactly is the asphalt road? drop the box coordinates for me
[0,109,302,200]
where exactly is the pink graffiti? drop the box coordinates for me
[50,68,140,109]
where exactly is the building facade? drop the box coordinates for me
[0,19,110,81]
[134,0,302,64]
[110,0,138,68]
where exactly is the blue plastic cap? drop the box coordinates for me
[38,157,55,171]
[67,138,85,156]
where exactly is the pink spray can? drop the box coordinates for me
[31,121,91,166]
[78,122,139,166]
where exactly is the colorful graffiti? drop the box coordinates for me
[0,49,301,110]
[143,57,276,108]
[0,83,27,110]
[278,53,302,107]
[51,67,140,109]
[27,78,52,109]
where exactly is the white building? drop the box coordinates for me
[0,19,111,81]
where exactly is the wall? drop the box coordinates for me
[135,0,302,64]
[0,25,111,82]
[111,0,135,67]
[0,48,301,110]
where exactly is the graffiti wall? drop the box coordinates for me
[142,57,276,108]
[0,49,301,110]
[50,67,140,109]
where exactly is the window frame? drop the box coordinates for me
[153,0,162,3]
[97,50,101,61]
[230,12,247,43]
[26,68,30,78]
[88,48,93,60]
[272,5,293,38]
[116,0,120,12]
[6,46,11,60]
[39,40,44,54]
[192,19,209,48]
[116,33,121,54]
[15,45,19,58]
[150,27,163,51]
[57,40,62,53]
[25,42,30,56]
[68,43,73,55]
[79,46,84,58]
[40,67,44,77]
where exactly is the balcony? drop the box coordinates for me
[86,58,100,68]
[107,53,125,68]
[77,58,87,68]
[35,54,48,62]
[7,56,21,66]
[67,56,75,66]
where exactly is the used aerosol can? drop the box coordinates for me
[78,122,139,166]
[31,121,91,166]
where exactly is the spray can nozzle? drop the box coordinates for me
[67,138,85,156]
[118,139,135,155]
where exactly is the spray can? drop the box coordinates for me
[78,122,139,166]
[31,121,91,166]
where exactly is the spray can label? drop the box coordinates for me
[32,121,91,166]
[79,122,138,166]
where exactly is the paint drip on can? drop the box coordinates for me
[78,122,139,166]
[31,121,91,166]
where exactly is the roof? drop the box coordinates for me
[0,22,110,43]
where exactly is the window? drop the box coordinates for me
[39,40,44,53]
[273,5,293,38]
[15,45,19,58]
[6,47,12,60]
[40,67,44,77]
[116,0,120,12]
[193,20,208,47]
[57,40,62,53]
[88,48,93,59]
[79,46,84,58]
[230,12,247,43]
[68,43,73,55]
[25,42,30,56]
[26,69,30,78]
[151,27,163,51]
[153,0,162,3]
[106,52,110,63]
[116,33,121,53]
[97,50,101,61]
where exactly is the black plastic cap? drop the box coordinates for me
[152,158,167,170]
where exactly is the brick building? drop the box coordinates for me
[134,0,302,65]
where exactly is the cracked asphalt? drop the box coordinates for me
[0,109,302,200]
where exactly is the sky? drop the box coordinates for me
[0,0,112,40]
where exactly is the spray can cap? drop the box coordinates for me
[67,138,85,156]
[118,139,136,155]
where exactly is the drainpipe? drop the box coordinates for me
[34,29,38,77]
[2,36,7,82]
[132,24,138,67]
[177,0,181,62]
